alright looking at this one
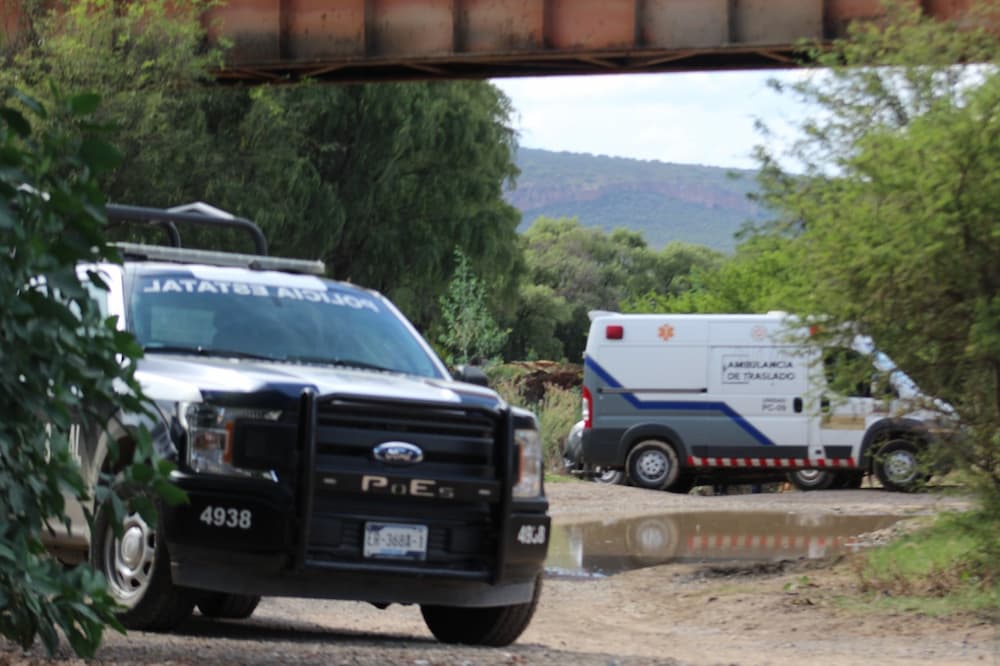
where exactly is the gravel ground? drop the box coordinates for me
[2,481,995,666]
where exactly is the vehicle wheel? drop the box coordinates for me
[592,467,626,485]
[874,439,927,492]
[421,576,541,646]
[787,469,836,491]
[91,497,194,631]
[197,593,261,620]
[626,440,680,490]
[834,471,865,489]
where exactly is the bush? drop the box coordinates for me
[0,90,177,657]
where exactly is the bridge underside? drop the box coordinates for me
[207,0,979,82]
[2,0,980,83]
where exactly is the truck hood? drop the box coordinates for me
[135,354,503,411]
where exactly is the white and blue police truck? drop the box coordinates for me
[45,203,549,646]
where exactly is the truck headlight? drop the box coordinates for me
[513,428,543,498]
[180,402,281,480]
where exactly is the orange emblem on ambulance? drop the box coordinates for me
[658,323,675,342]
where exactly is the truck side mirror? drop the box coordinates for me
[453,365,490,388]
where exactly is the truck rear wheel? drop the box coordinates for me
[421,576,541,646]
[197,593,261,620]
[91,496,194,631]
[626,440,680,490]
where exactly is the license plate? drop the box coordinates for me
[363,522,428,561]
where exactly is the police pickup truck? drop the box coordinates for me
[51,203,550,646]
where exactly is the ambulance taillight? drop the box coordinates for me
[582,385,593,429]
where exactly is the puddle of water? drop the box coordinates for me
[545,511,901,578]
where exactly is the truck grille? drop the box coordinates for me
[302,395,505,576]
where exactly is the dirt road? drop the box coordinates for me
[3,482,996,666]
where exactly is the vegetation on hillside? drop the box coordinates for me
[509,148,766,251]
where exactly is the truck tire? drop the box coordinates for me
[91,497,194,631]
[197,593,261,620]
[626,440,680,491]
[787,469,836,491]
[421,576,541,646]
[874,439,927,492]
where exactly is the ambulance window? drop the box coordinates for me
[823,348,872,398]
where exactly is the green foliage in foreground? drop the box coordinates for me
[0,91,176,656]
[751,1,1000,515]
[855,511,999,618]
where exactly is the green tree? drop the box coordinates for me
[517,217,720,359]
[2,1,523,333]
[0,91,177,656]
[624,235,797,314]
[504,283,573,361]
[230,81,523,330]
[755,1,1000,542]
[438,249,509,366]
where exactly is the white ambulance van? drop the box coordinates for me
[579,311,941,493]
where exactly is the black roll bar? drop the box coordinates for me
[106,203,269,256]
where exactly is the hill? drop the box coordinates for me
[506,148,767,252]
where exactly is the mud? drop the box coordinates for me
[546,511,901,577]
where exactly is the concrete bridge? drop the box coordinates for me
[0,1,982,82]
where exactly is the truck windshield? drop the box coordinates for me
[127,268,443,378]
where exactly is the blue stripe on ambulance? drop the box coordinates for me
[584,356,776,447]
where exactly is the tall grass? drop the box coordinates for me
[491,375,579,471]
[854,511,999,619]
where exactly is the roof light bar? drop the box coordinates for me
[113,242,326,276]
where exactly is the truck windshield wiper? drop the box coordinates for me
[143,344,282,362]
[284,355,395,373]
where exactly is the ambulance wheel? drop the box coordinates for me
[626,440,680,490]
[593,467,626,485]
[874,439,927,492]
[421,576,541,646]
[787,469,836,491]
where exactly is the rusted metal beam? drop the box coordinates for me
[0,0,983,83]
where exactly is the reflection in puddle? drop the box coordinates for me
[545,512,900,578]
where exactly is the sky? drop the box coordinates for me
[491,70,813,171]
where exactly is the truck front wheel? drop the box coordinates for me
[626,440,681,491]
[91,497,194,631]
[420,576,541,646]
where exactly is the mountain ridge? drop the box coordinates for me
[506,148,767,252]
